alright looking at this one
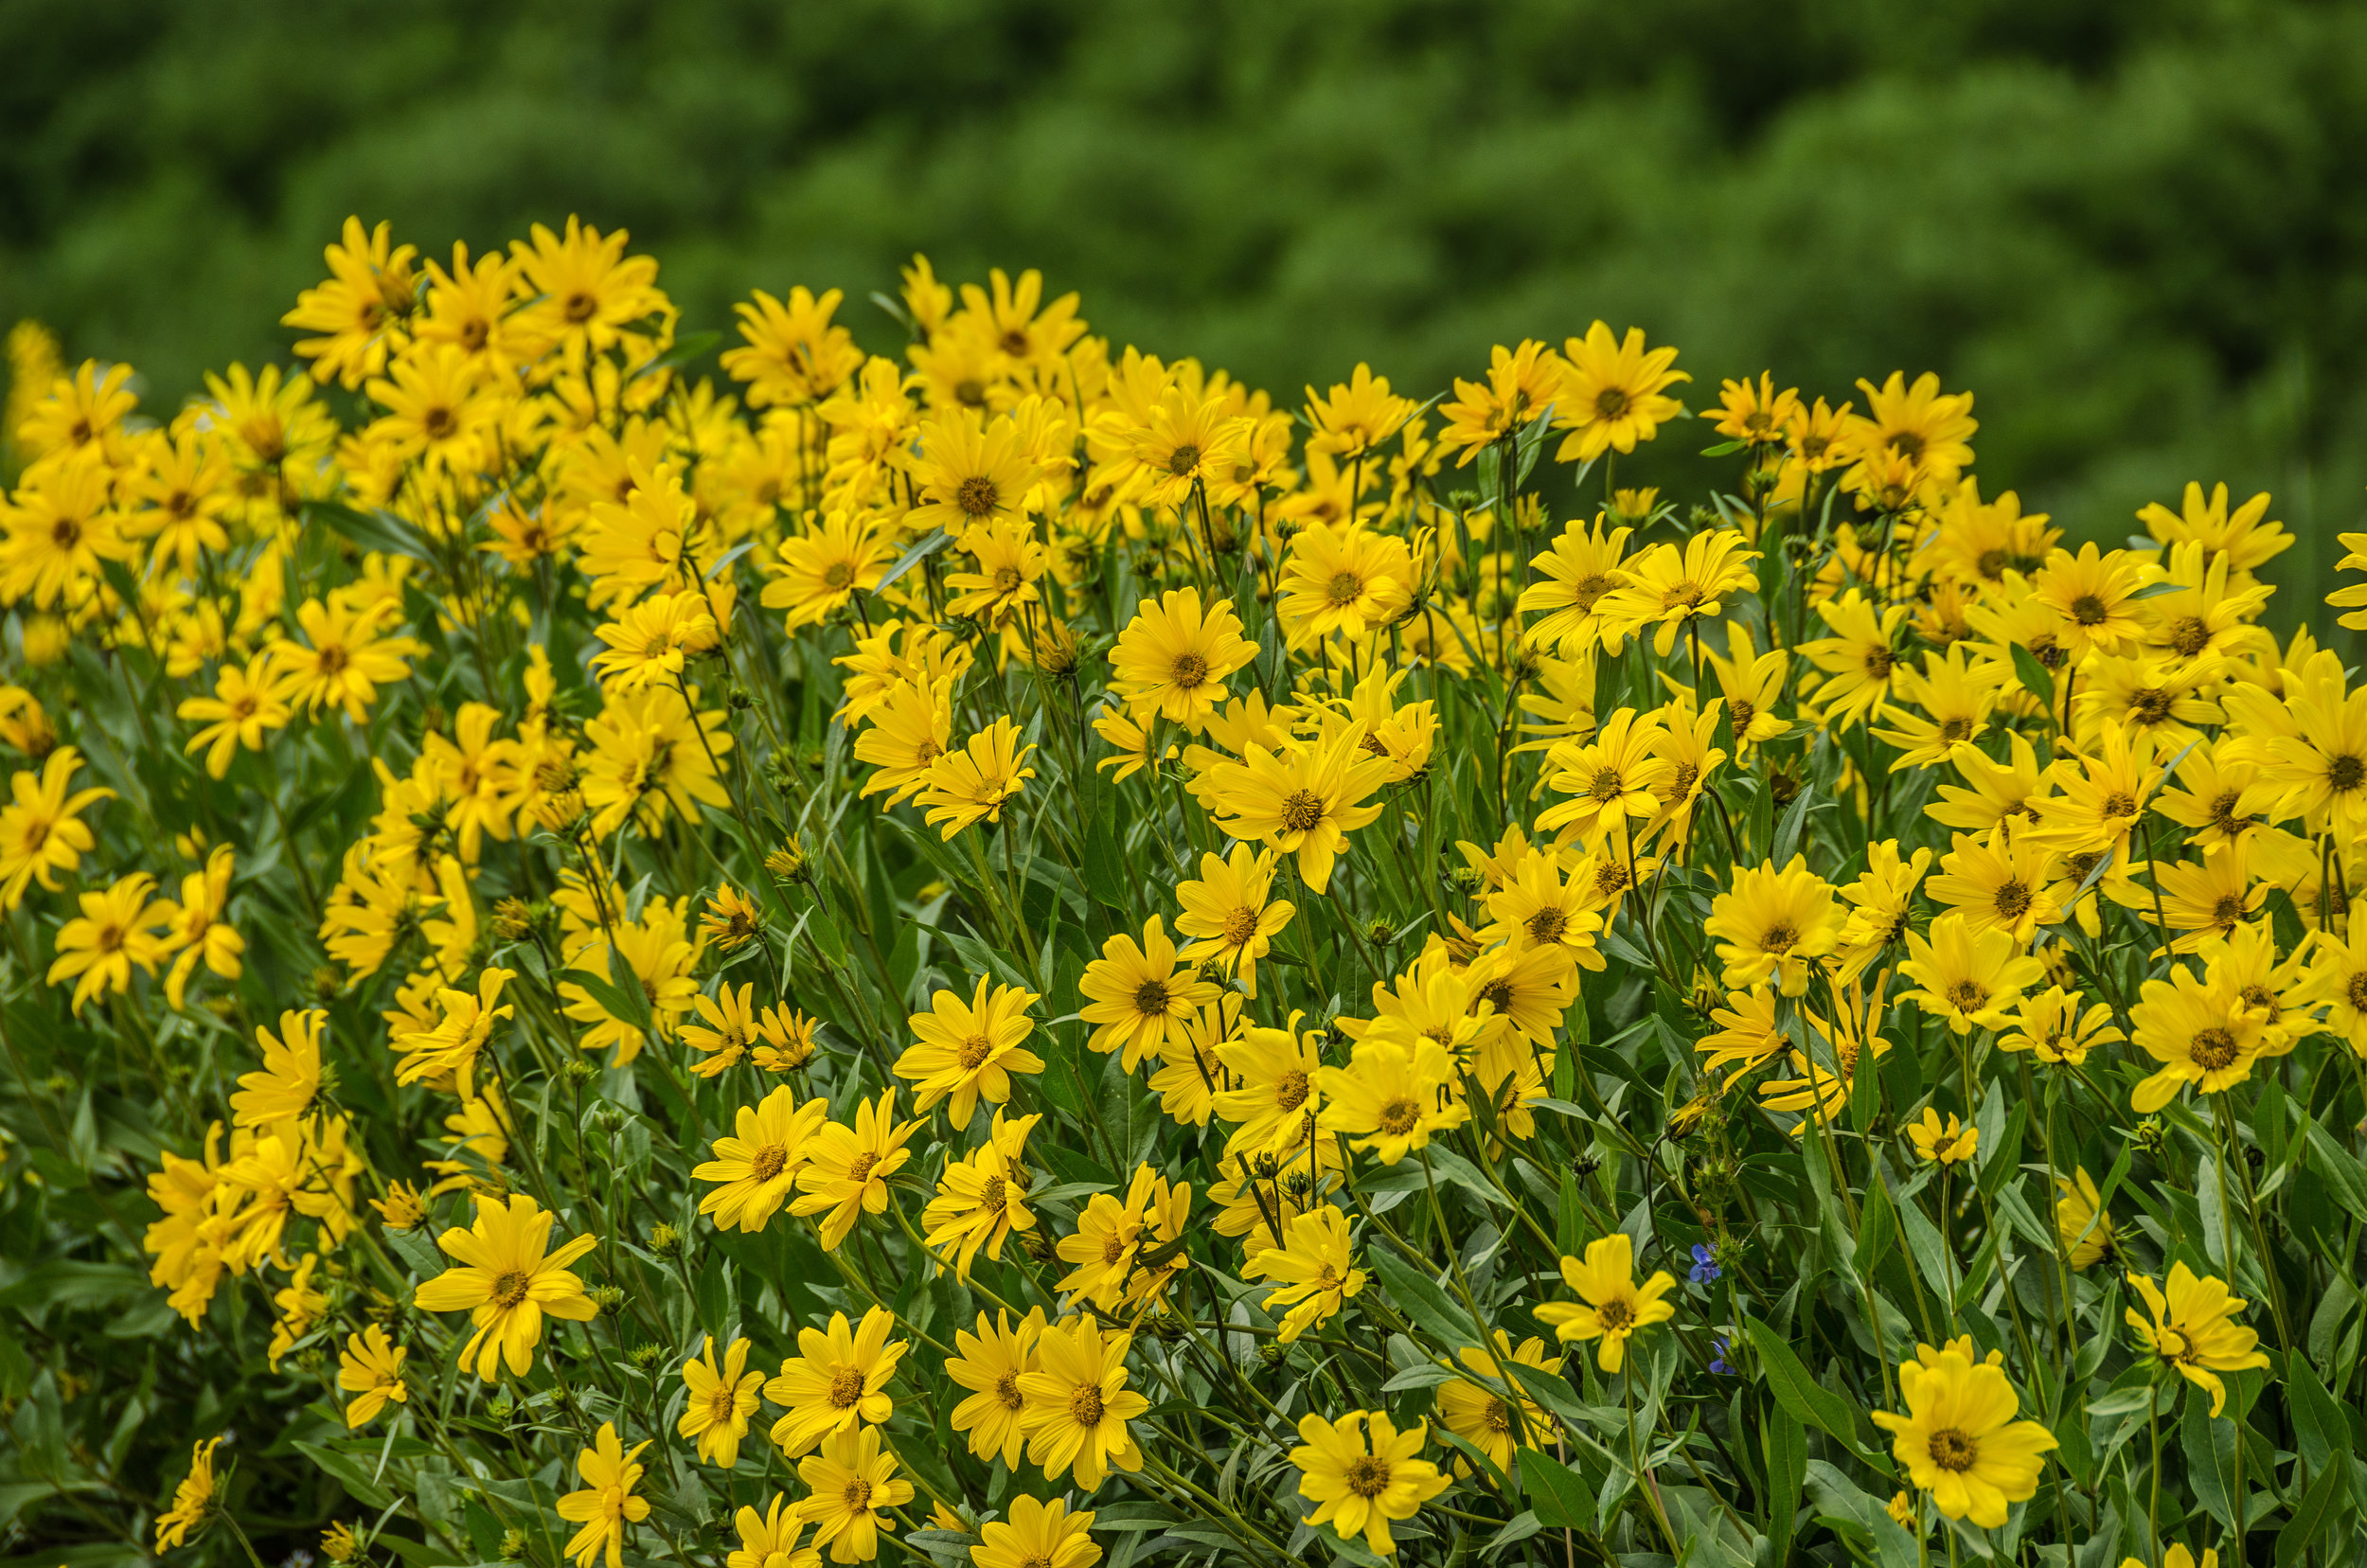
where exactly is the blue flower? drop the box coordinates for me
[1688,1242,1720,1285]
[1709,1335,1733,1376]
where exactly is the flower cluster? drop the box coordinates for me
[0,216,2359,1568]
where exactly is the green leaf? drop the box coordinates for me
[1856,1171,1896,1277]
[2180,1384,2239,1527]
[1365,1241,1484,1348]
[1764,1410,1807,1560]
[1742,1315,1873,1464]
[0,1261,150,1310]
[2009,643,2056,707]
[294,1440,399,1510]
[2304,1122,2367,1226]
[304,498,434,561]
[1519,1446,1596,1531]
[868,526,951,598]
[2284,1350,2350,1486]
[2275,1457,2353,1565]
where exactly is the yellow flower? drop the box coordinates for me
[1434,1331,1562,1473]
[154,1436,223,1551]
[1276,523,1412,648]
[679,1335,765,1468]
[1906,1108,1978,1166]
[1998,986,2122,1065]
[725,1496,822,1568]
[948,1307,1046,1468]
[1109,587,1257,726]
[1551,321,1688,461]
[1798,589,1909,730]
[337,1326,409,1429]
[1304,363,1416,460]
[231,1008,325,1128]
[2031,541,2148,663]
[560,899,700,1065]
[854,677,953,806]
[555,1422,652,1568]
[1519,519,1633,657]
[268,598,423,722]
[1437,340,1564,464]
[695,1084,829,1234]
[412,1192,597,1381]
[2055,1167,2118,1270]
[1869,1344,2056,1528]
[391,968,515,1097]
[684,982,766,1078]
[765,1306,906,1457]
[1290,1410,1449,1558]
[0,745,111,907]
[1317,1033,1468,1166]
[2128,964,2266,1112]
[2125,1264,2271,1417]
[2119,1548,2216,1568]
[320,1521,362,1563]
[1077,916,1219,1070]
[1898,913,2046,1036]
[1534,1234,1677,1373]
[47,871,171,1013]
[159,844,243,1008]
[762,510,894,630]
[916,716,1036,838]
[1201,725,1392,894]
[1016,1315,1148,1491]
[793,1427,913,1565]
[921,1111,1040,1277]
[178,657,290,779]
[895,975,1043,1125]
[969,1495,1101,1568]
[1703,856,1842,998]
[1173,845,1294,998]
[1593,529,1757,658]
[589,590,718,692]
[578,683,733,837]
[792,1090,922,1251]
[700,885,764,952]
[1243,1204,1364,1342]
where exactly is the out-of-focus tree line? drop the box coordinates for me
[4,0,2365,610]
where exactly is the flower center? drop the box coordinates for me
[1994,881,2031,918]
[1166,443,1201,477]
[955,476,999,518]
[1344,1455,1393,1497]
[1221,905,1262,945]
[1760,923,1798,953]
[1325,571,1364,608]
[2333,755,2367,793]
[846,1152,881,1185]
[490,1270,530,1309]
[824,562,852,589]
[1170,651,1208,687]
[706,1385,740,1424]
[1377,1097,1421,1135]
[1132,979,1172,1018]
[1275,1070,1310,1114]
[1526,908,1568,944]
[1593,387,1629,419]
[750,1143,788,1181]
[827,1368,867,1409]
[1068,1383,1106,1427]
[1948,979,1987,1011]
[1928,1428,1979,1471]
[841,1478,872,1513]
[1597,1298,1634,1332]
[2190,1027,2239,1070]
[956,1033,994,1070]
[1280,790,1326,832]
[995,1371,1023,1411]
[2070,594,2108,626]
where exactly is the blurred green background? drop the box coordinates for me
[4,0,2363,617]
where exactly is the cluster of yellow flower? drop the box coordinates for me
[4,212,2362,1568]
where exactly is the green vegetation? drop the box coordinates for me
[4,0,2364,602]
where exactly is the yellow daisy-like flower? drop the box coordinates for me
[1702,855,1842,998]
[1551,320,1689,462]
[723,1495,821,1568]
[678,1335,765,1469]
[792,1427,913,1566]
[411,1192,598,1381]
[46,871,171,1014]
[761,510,894,631]
[153,1437,223,1551]
[1869,1344,2056,1528]
[969,1495,1101,1568]
[1015,1315,1148,1492]
[921,1110,1040,1277]
[336,1326,409,1429]
[764,1305,906,1457]
[694,1084,829,1234]
[1201,725,1393,894]
[893,974,1044,1126]
[947,1307,1046,1468]
[1077,916,1219,1070]
[1290,1409,1450,1558]
[915,716,1037,839]
[792,1089,922,1251]
[1109,587,1256,725]
[1173,844,1294,999]
[554,1422,652,1568]
[1898,913,2046,1036]
[1534,1233,1677,1373]
[1243,1203,1365,1343]
[1317,1033,1468,1166]
[2124,1263,2271,1417]
[1906,1108,1978,1166]
[1434,1331,1562,1474]
[2127,965,2266,1112]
